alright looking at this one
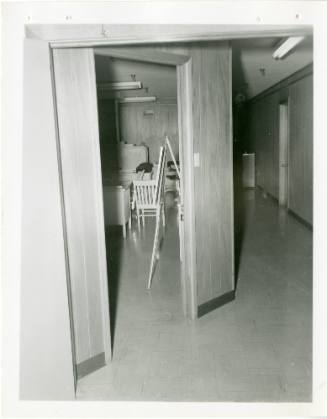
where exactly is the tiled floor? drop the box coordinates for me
[76,189,312,402]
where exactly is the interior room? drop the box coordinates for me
[20,25,313,403]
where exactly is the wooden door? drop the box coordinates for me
[177,60,197,319]
[279,102,289,206]
[288,76,313,225]
[52,48,111,379]
[191,44,235,317]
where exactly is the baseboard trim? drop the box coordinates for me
[198,290,235,318]
[256,185,278,203]
[287,209,313,231]
[76,352,105,379]
[256,186,313,231]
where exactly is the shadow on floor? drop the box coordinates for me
[105,226,123,353]
[104,191,179,354]
[233,151,246,289]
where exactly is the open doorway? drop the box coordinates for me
[94,52,184,354]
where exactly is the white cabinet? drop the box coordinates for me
[103,184,131,238]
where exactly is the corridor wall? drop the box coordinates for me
[248,64,313,225]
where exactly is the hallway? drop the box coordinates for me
[76,189,312,402]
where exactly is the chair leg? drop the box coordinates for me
[128,215,132,230]
[142,209,145,226]
[122,223,126,239]
[162,205,166,227]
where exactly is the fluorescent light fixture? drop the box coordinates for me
[119,96,157,104]
[97,81,142,90]
[273,36,305,59]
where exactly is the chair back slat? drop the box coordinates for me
[133,180,157,209]
[132,144,167,211]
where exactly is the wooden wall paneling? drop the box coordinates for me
[248,69,313,226]
[98,99,117,146]
[272,92,281,198]
[304,76,313,224]
[251,92,279,198]
[119,102,179,163]
[264,95,272,195]
[247,103,255,152]
[258,102,265,187]
[161,41,234,315]
[177,60,197,319]
[252,102,263,187]
[97,99,117,178]
[267,92,279,198]
[192,46,210,305]
[191,43,234,310]
[260,99,266,190]
[52,48,111,372]
[288,89,303,217]
[266,95,273,195]
[251,104,257,180]
[278,99,289,206]
[288,75,313,224]
[260,98,268,191]
[259,101,266,188]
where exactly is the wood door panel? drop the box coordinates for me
[177,61,197,319]
[52,48,111,374]
[289,75,313,224]
[191,43,234,313]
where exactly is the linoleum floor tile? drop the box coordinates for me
[76,191,312,402]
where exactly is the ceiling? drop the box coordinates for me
[232,36,313,99]
[95,54,177,102]
[95,35,313,102]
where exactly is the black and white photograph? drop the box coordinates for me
[2,1,327,417]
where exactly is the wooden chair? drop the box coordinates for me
[132,179,165,230]
[132,146,166,230]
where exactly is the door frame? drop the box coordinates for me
[279,99,290,207]
[89,46,198,321]
[51,48,112,384]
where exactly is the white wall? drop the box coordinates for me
[20,39,75,399]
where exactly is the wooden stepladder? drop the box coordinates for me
[147,136,180,289]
